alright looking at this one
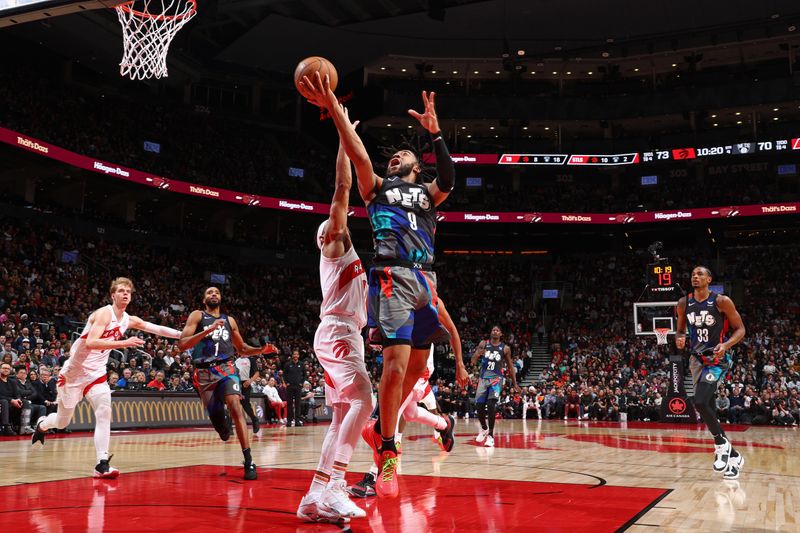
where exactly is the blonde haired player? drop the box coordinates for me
[297,109,374,524]
[32,277,183,478]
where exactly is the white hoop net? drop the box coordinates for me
[654,327,670,346]
[115,0,197,80]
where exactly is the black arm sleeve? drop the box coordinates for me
[431,133,455,192]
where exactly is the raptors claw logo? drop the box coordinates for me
[146,176,170,189]
[332,340,350,359]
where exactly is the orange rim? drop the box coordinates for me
[118,0,197,21]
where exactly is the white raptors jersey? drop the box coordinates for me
[66,305,130,378]
[319,246,367,328]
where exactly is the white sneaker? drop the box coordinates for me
[297,492,349,523]
[484,435,495,448]
[723,453,744,480]
[322,480,366,518]
[465,413,469,419]
[563,416,568,420]
[21,426,35,435]
[476,428,489,443]
[713,437,732,472]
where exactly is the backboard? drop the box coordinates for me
[633,301,678,337]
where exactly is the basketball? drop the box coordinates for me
[294,56,338,97]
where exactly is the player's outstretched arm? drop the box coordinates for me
[470,340,486,367]
[437,298,468,387]
[715,295,745,354]
[408,91,454,207]
[128,316,182,339]
[178,311,223,351]
[302,72,381,204]
[228,316,274,356]
[85,307,145,351]
[322,110,359,258]
[674,297,687,350]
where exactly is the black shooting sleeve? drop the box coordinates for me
[431,132,455,192]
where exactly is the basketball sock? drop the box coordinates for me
[333,393,370,471]
[487,399,498,436]
[87,390,112,463]
[380,436,397,454]
[369,464,379,477]
[310,470,330,495]
[713,434,727,445]
[242,447,252,465]
[477,403,488,430]
[331,461,348,482]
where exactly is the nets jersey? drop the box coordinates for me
[192,312,235,364]
[686,291,728,354]
[319,245,368,328]
[368,178,437,266]
[480,341,506,380]
[66,305,130,380]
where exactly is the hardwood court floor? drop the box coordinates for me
[1,419,797,532]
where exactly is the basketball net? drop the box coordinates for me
[115,0,197,80]
[654,327,670,346]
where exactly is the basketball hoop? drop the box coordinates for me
[654,327,670,346]
[115,0,197,80]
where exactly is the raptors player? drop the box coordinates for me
[31,277,182,478]
[297,115,373,523]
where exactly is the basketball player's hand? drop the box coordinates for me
[302,72,337,110]
[456,363,469,388]
[205,319,226,335]
[675,335,686,350]
[408,90,440,134]
[121,337,145,348]
[712,343,727,356]
[261,343,279,355]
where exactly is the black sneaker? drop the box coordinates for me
[347,472,376,498]
[1,425,15,437]
[31,417,46,445]
[93,455,120,479]
[439,415,456,452]
[251,417,260,434]
[244,462,257,480]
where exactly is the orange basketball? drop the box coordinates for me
[294,56,338,98]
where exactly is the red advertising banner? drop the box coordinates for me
[2,126,798,225]
[422,153,498,165]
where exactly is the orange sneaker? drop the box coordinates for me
[361,419,381,466]
[376,450,399,498]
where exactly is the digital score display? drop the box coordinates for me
[646,260,683,301]
[650,263,673,287]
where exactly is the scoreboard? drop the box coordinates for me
[644,259,683,302]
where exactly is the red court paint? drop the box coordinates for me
[0,466,668,532]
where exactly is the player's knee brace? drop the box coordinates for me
[487,399,499,414]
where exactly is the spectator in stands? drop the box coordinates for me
[299,381,317,423]
[716,390,731,423]
[772,399,795,426]
[0,362,21,435]
[117,368,132,389]
[147,370,167,391]
[32,367,57,416]
[14,366,44,433]
[264,377,287,424]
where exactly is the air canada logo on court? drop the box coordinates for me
[668,397,686,414]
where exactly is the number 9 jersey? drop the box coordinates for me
[368,178,437,267]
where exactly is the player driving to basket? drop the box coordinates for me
[301,72,456,498]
